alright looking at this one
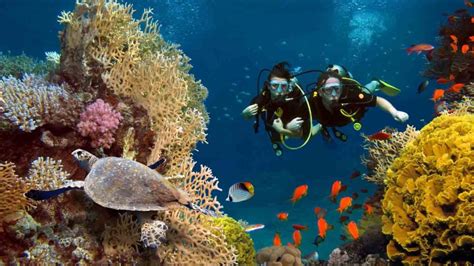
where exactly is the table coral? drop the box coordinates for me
[382,114,474,264]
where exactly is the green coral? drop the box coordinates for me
[211,216,256,265]
[382,114,474,265]
[0,52,54,78]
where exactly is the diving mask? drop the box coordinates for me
[269,80,290,95]
[320,82,342,98]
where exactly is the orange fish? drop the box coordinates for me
[347,221,359,240]
[432,89,445,102]
[337,197,353,213]
[317,217,332,238]
[277,212,289,221]
[291,185,308,204]
[330,180,342,202]
[450,43,458,53]
[406,44,434,55]
[368,131,391,141]
[470,36,474,42]
[293,230,302,248]
[461,44,469,54]
[314,207,327,218]
[450,35,458,43]
[448,83,464,93]
[436,77,451,84]
[273,232,281,246]
[364,203,374,215]
[292,224,308,231]
[472,17,474,23]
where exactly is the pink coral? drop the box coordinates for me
[77,99,122,148]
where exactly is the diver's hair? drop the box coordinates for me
[316,71,343,89]
[267,61,292,81]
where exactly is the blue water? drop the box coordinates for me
[0,0,459,259]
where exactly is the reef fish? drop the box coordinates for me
[417,80,429,94]
[330,180,343,202]
[364,203,374,215]
[432,89,445,102]
[337,197,353,213]
[406,44,434,55]
[448,83,464,93]
[461,44,469,54]
[368,131,391,141]
[292,224,308,230]
[349,170,361,179]
[293,230,302,248]
[347,221,359,240]
[226,182,254,202]
[314,207,326,218]
[244,224,265,232]
[277,212,289,221]
[291,184,308,204]
[273,232,281,246]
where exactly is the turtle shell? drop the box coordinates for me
[84,157,185,211]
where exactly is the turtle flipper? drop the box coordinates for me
[25,181,85,201]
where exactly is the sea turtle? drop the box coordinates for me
[26,149,195,212]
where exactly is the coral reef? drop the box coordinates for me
[0,52,54,78]
[256,245,303,266]
[381,113,474,264]
[101,213,141,263]
[0,74,83,132]
[26,157,70,190]
[140,219,168,249]
[328,248,350,265]
[361,125,419,184]
[210,216,256,265]
[77,98,123,148]
[0,162,34,222]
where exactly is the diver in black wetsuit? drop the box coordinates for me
[241,62,319,156]
[310,65,409,142]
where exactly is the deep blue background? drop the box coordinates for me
[0,0,460,259]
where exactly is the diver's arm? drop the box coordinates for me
[242,104,259,120]
[376,97,409,122]
[272,118,298,136]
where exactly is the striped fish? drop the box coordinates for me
[226,182,254,202]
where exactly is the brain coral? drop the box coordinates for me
[382,114,474,264]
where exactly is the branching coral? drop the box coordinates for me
[210,216,256,265]
[0,74,82,132]
[156,208,237,265]
[77,98,123,148]
[382,114,474,264]
[0,162,34,221]
[26,157,71,190]
[101,213,141,262]
[361,125,419,184]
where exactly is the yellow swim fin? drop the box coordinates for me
[376,79,400,96]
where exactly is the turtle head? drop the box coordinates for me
[71,149,98,172]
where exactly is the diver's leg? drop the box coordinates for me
[364,79,401,96]
[270,130,283,156]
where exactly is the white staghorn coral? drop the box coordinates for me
[27,157,71,190]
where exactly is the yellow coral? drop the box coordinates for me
[0,162,34,222]
[101,213,141,261]
[382,114,474,264]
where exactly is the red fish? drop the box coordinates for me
[277,212,289,221]
[461,44,469,54]
[330,180,342,202]
[364,203,374,215]
[337,197,353,213]
[432,89,445,102]
[347,221,359,240]
[314,207,327,218]
[317,217,332,238]
[368,131,391,141]
[293,230,302,248]
[450,35,458,43]
[291,185,308,204]
[470,36,474,42]
[448,83,464,93]
[450,43,458,53]
[436,77,451,84]
[273,232,281,246]
[292,224,308,231]
[339,215,349,224]
[406,44,434,55]
[349,170,361,179]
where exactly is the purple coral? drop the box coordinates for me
[77,99,122,149]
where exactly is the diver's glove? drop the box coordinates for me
[392,110,409,123]
[286,117,304,132]
[242,104,259,119]
[311,123,323,136]
[272,118,285,132]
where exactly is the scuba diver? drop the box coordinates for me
[310,64,409,142]
[241,62,320,156]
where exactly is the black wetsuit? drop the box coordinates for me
[251,85,310,144]
[310,79,377,140]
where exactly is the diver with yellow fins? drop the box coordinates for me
[309,64,409,142]
[241,62,321,156]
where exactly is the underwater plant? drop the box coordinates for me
[382,112,474,264]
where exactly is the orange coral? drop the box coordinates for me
[0,162,34,222]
